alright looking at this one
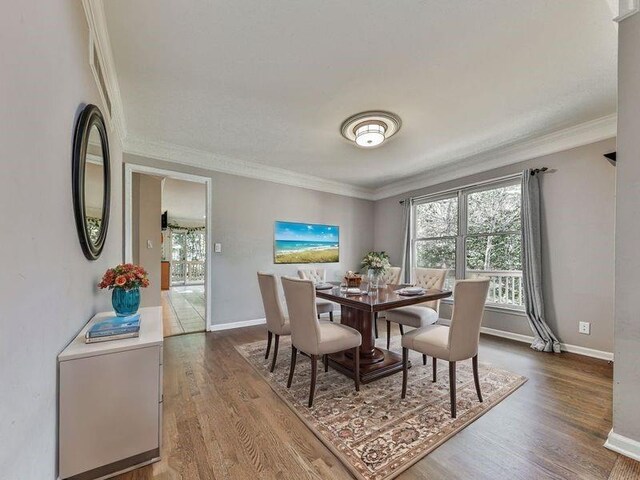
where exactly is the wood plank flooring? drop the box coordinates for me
[115,321,623,480]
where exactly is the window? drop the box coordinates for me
[412,178,523,309]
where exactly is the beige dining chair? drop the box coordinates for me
[281,276,362,407]
[297,268,335,322]
[385,268,448,351]
[400,278,490,418]
[373,266,402,339]
[257,272,291,372]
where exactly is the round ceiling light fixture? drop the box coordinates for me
[341,111,401,148]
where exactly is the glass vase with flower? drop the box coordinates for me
[361,251,391,289]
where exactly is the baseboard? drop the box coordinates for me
[207,309,341,332]
[208,318,266,332]
[437,319,614,361]
[559,343,613,361]
[605,429,640,462]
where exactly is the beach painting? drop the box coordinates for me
[274,221,339,264]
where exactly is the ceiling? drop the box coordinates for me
[103,0,617,194]
[162,178,206,222]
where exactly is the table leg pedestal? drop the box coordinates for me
[329,305,410,384]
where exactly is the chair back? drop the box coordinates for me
[297,268,326,283]
[447,278,490,361]
[414,268,448,311]
[281,276,321,354]
[382,266,402,285]
[257,272,287,334]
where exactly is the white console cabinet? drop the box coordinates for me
[58,306,163,480]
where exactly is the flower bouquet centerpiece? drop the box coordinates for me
[99,263,149,316]
[361,251,391,289]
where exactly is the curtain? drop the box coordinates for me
[521,169,561,353]
[400,198,412,283]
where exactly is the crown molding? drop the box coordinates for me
[123,136,376,200]
[614,0,639,22]
[81,0,127,144]
[371,114,617,200]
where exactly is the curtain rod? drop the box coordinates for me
[398,168,547,205]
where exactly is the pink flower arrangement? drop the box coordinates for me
[99,263,150,290]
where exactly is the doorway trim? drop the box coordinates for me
[124,163,213,330]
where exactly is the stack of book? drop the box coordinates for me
[85,313,141,343]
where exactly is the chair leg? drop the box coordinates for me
[432,357,437,382]
[386,320,391,350]
[374,312,379,339]
[329,311,334,322]
[449,361,457,418]
[287,346,297,388]
[265,331,272,359]
[472,355,483,403]
[401,347,408,399]
[269,334,280,373]
[309,355,318,407]
[354,346,360,392]
[422,354,427,366]
[323,354,328,372]
[399,324,404,335]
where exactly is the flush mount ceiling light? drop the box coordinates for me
[340,111,402,148]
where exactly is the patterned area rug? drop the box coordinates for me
[236,335,526,480]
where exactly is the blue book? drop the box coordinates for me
[86,314,141,339]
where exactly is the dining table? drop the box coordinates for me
[316,283,452,384]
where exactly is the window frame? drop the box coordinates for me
[411,175,524,312]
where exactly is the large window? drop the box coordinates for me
[412,178,523,309]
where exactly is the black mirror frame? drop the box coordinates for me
[72,104,111,261]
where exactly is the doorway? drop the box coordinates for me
[124,164,213,336]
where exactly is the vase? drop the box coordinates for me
[368,269,381,289]
[112,287,141,317]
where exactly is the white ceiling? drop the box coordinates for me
[104,0,617,193]
[162,178,206,222]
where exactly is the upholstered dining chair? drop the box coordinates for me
[257,272,291,372]
[385,268,448,350]
[281,276,362,407]
[297,268,335,322]
[400,278,490,418]
[373,266,402,339]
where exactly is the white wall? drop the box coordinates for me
[0,2,123,479]
[612,11,640,455]
[125,154,375,326]
[132,173,162,307]
[374,139,616,353]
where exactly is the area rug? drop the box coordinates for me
[235,335,526,480]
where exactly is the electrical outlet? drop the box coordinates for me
[578,321,591,335]
[214,243,222,253]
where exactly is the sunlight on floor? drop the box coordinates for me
[161,285,205,337]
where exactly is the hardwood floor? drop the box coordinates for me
[115,321,620,480]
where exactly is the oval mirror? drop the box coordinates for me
[72,104,110,260]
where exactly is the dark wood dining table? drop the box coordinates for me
[316,283,452,384]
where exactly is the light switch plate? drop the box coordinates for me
[147,240,153,249]
[214,243,222,253]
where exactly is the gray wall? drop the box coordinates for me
[374,139,616,352]
[613,12,640,448]
[125,154,375,326]
[0,2,124,478]
[132,173,162,307]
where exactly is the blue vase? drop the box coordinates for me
[112,287,141,316]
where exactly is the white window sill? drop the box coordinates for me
[440,298,528,317]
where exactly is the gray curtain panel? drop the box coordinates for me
[400,198,412,283]
[521,169,561,353]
